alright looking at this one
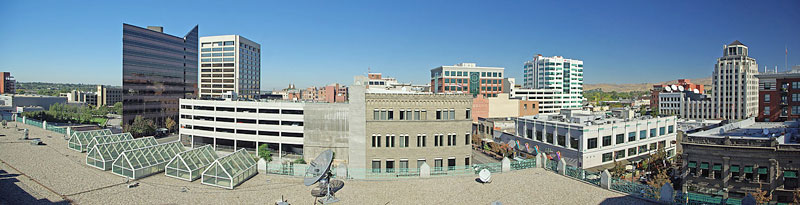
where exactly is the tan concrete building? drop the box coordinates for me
[472,93,538,122]
[96,85,122,107]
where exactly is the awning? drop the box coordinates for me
[730,165,740,172]
[688,162,697,168]
[700,163,709,169]
[743,166,753,173]
[758,168,768,174]
[712,164,722,171]
[785,171,797,178]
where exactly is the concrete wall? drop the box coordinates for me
[303,103,351,164]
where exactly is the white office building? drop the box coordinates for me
[178,99,304,155]
[199,35,261,99]
[508,109,677,169]
[517,54,584,112]
[710,40,759,120]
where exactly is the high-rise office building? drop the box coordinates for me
[513,55,584,113]
[430,63,504,97]
[122,24,198,126]
[0,72,15,94]
[199,35,260,99]
[710,40,759,120]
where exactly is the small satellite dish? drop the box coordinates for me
[665,86,672,92]
[763,128,769,135]
[303,150,342,204]
[670,85,678,91]
[678,86,685,92]
[478,169,492,183]
[693,89,699,94]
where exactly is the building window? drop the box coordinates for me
[465,133,470,145]
[764,94,770,102]
[628,132,636,142]
[372,135,381,147]
[399,135,408,147]
[536,131,543,141]
[784,170,798,189]
[627,147,637,156]
[417,135,426,147]
[399,160,409,173]
[386,160,395,173]
[712,163,722,179]
[465,157,470,167]
[659,127,665,136]
[557,135,566,147]
[639,145,648,154]
[436,110,442,120]
[640,130,647,139]
[602,153,612,162]
[793,106,800,115]
[434,159,443,172]
[448,158,456,171]
[466,109,471,119]
[449,109,455,120]
[417,159,426,169]
[764,107,770,115]
[794,94,800,102]
[688,161,697,176]
[744,166,754,181]
[616,134,624,145]
[730,165,740,181]
[668,125,674,134]
[372,160,381,173]
[650,128,656,137]
[386,135,394,147]
[587,138,598,149]
[615,150,625,159]
[758,167,769,182]
[570,137,579,150]
[546,133,554,144]
[602,136,612,146]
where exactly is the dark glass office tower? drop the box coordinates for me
[122,24,198,128]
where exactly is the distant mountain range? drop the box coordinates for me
[584,77,712,92]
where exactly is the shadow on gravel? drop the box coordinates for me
[0,169,70,205]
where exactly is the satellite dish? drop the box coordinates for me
[670,85,678,91]
[693,89,699,94]
[664,86,672,92]
[763,128,769,135]
[303,150,343,204]
[478,169,492,183]
[678,86,685,92]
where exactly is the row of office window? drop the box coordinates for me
[587,125,674,150]
[370,133,470,148]
[371,157,470,173]
[201,52,234,57]
[687,161,798,189]
[182,124,303,137]
[443,70,502,78]
[372,109,469,121]
[201,47,235,52]
[181,105,303,115]
[600,141,666,163]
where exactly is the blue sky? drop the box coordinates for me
[0,0,798,90]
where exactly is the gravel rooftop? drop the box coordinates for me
[0,122,651,205]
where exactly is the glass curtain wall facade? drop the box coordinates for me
[122,24,198,127]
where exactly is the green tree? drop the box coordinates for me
[125,115,155,137]
[113,102,123,115]
[611,160,626,178]
[165,117,176,133]
[258,144,273,163]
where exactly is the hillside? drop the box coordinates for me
[584,77,711,92]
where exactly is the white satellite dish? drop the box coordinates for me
[304,150,343,204]
[763,128,769,135]
[478,169,492,183]
[678,86,685,92]
[665,86,672,92]
[670,85,678,91]
[693,89,699,94]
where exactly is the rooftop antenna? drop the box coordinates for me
[304,150,343,204]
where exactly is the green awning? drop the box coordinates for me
[730,165,740,172]
[712,165,722,171]
[758,168,768,174]
[700,163,709,169]
[688,162,696,168]
[743,166,753,173]
[785,171,797,178]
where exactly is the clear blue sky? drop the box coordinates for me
[0,0,798,90]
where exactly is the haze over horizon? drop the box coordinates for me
[1,0,798,90]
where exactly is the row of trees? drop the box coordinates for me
[122,115,176,137]
[584,90,649,102]
[21,103,110,124]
